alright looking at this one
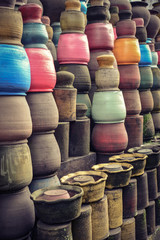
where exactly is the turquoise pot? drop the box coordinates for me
[51,22,62,47]
[91,91,126,123]
[139,44,152,66]
[151,51,158,68]
[22,23,48,48]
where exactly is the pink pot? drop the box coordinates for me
[57,33,90,64]
[25,48,56,92]
[85,22,114,50]
[19,3,43,23]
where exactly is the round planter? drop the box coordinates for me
[25,48,56,92]
[0,45,30,95]
[122,89,141,115]
[139,66,153,89]
[0,96,32,142]
[139,90,154,114]
[139,44,152,66]
[91,122,128,153]
[19,3,43,23]
[131,1,150,27]
[57,33,90,64]
[116,19,136,37]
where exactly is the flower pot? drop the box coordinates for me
[139,90,154,114]
[152,90,160,111]
[122,89,141,115]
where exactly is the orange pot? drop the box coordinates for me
[113,38,140,65]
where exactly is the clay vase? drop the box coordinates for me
[122,90,142,115]
[51,22,62,47]
[0,44,30,95]
[28,131,61,178]
[118,64,140,89]
[113,38,140,65]
[139,66,153,90]
[139,44,152,66]
[131,1,150,27]
[57,33,90,64]
[26,92,59,132]
[25,48,56,92]
[0,141,33,192]
[0,8,23,46]
[116,19,136,38]
[147,10,160,39]
[139,90,154,114]
[0,96,32,142]
[0,0,15,8]
[0,187,35,240]
[91,123,128,153]
[85,22,114,50]
[19,3,42,23]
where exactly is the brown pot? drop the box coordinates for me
[0,96,32,142]
[131,1,150,27]
[152,111,160,132]
[143,112,155,140]
[116,19,136,37]
[46,40,57,60]
[122,90,141,115]
[151,90,160,111]
[26,92,59,132]
[139,90,154,114]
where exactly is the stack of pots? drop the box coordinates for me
[0,1,35,239]
[131,2,155,142]
[113,7,143,149]
[86,0,115,102]
[57,0,91,117]
[91,55,128,161]
[19,3,61,193]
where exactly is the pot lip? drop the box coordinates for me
[31,184,84,203]
[109,153,148,162]
[131,1,148,7]
[60,170,108,186]
[91,162,133,173]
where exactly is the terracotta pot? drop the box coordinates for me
[139,44,152,66]
[87,6,109,22]
[113,38,140,65]
[139,66,153,89]
[152,111,160,132]
[143,112,155,140]
[139,90,154,114]
[91,91,126,123]
[122,90,141,115]
[51,22,62,47]
[131,1,150,27]
[110,0,132,12]
[25,48,56,92]
[152,90,160,111]
[116,19,136,37]
[28,131,61,178]
[0,45,30,95]
[118,64,140,89]
[0,187,35,240]
[91,122,128,153]
[19,3,42,23]
[57,33,90,64]
[0,8,23,46]
[26,92,59,132]
[85,22,114,50]
[0,141,33,192]
[0,96,32,142]
[0,0,15,8]
[147,10,160,39]
[46,40,57,60]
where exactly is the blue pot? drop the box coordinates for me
[81,1,87,14]
[22,23,48,48]
[151,51,158,68]
[0,44,30,95]
[51,22,62,47]
[139,44,152,66]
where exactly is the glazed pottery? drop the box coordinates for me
[91,122,128,153]
[0,45,30,95]
[139,44,152,66]
[118,64,140,89]
[146,201,156,235]
[143,113,155,140]
[0,8,23,46]
[0,96,32,142]
[139,90,154,113]
[113,38,140,65]
[61,171,107,203]
[91,91,126,123]
[57,33,90,64]
[151,51,158,68]
[31,185,83,224]
[25,48,56,92]
[92,162,133,189]
[28,131,61,178]
[109,153,147,177]
[27,92,59,132]
[85,22,114,50]
[116,19,136,37]
[139,66,153,89]
[51,22,62,47]
[19,3,43,23]
[0,141,33,192]
[122,89,141,115]
[0,187,35,240]
[131,1,150,27]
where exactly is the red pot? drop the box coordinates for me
[85,22,114,50]
[25,48,56,92]
[118,64,140,89]
[57,33,90,64]
[139,90,154,114]
[122,90,142,115]
[19,3,43,23]
[116,19,136,37]
[91,122,128,153]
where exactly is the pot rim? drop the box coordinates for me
[109,153,148,162]
[91,162,133,173]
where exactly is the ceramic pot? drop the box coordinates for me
[139,66,153,89]
[110,6,119,26]
[28,131,61,178]
[152,111,160,132]
[108,228,121,240]
[0,187,35,240]
[139,90,154,114]
[25,48,56,92]
[91,122,128,153]
[0,45,30,95]
[0,96,32,142]
[143,113,155,140]
[46,40,57,60]
[157,51,160,65]
[77,93,91,117]
[87,6,109,21]
[131,1,150,27]
[55,70,74,88]
[118,9,132,21]
[57,33,90,64]
[146,201,156,235]
[122,89,141,115]
[151,51,158,68]
[136,172,149,210]
[135,26,147,43]
[121,218,136,240]
[116,19,136,37]
[0,0,15,8]
[139,44,152,66]
[152,90,160,111]
[0,8,23,46]
[0,141,33,192]
[147,10,160,39]
[85,22,114,50]
[110,0,132,12]
[26,92,59,132]
[25,0,43,9]
[19,3,42,23]
[118,64,140,89]
[51,22,62,47]
[91,91,126,123]
[113,38,140,65]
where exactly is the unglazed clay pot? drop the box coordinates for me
[152,68,160,89]
[0,0,15,8]
[122,89,142,115]
[51,22,62,47]
[139,90,154,114]
[131,1,150,27]
[147,10,160,39]
[152,90,160,111]
[139,66,153,89]
[19,3,43,23]
[0,96,32,142]
[110,0,132,12]
[92,122,128,153]
[85,22,114,50]
[87,6,109,22]
[116,19,136,37]
[143,113,155,140]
